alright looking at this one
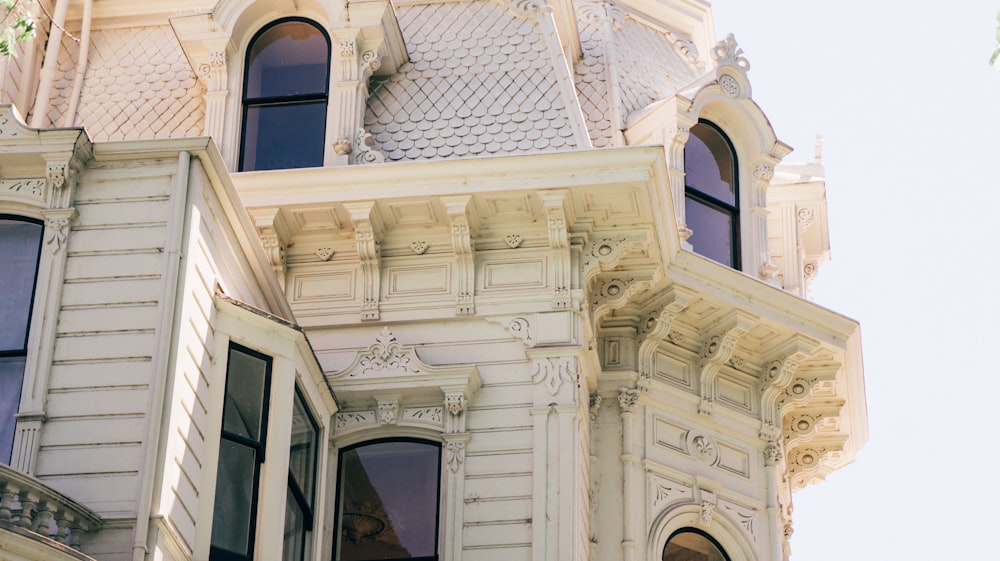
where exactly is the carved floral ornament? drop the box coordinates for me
[329,328,481,431]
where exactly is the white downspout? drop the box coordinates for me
[130,151,192,561]
[30,0,70,128]
[61,0,92,127]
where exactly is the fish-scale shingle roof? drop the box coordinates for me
[365,0,580,161]
[66,26,205,141]
[613,18,700,118]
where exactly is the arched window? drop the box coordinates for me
[334,439,441,561]
[0,216,43,465]
[240,18,330,171]
[684,120,739,268]
[663,528,730,561]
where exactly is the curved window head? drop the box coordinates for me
[663,528,730,561]
[240,19,330,171]
[684,120,739,268]
[335,439,441,560]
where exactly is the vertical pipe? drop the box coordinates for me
[62,0,92,127]
[29,0,70,128]
[131,151,192,561]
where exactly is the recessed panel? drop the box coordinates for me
[716,374,754,414]
[293,270,355,302]
[716,441,751,478]
[482,258,546,290]
[653,349,692,390]
[386,264,451,296]
[653,417,689,454]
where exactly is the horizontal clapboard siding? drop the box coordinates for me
[36,161,177,518]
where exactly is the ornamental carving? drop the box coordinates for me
[354,128,386,165]
[618,387,639,413]
[700,501,716,524]
[797,207,814,229]
[316,247,335,261]
[354,328,420,376]
[361,49,381,73]
[446,440,466,473]
[753,162,774,181]
[719,74,740,98]
[45,217,71,253]
[506,317,535,347]
[691,435,717,462]
[444,393,467,416]
[402,407,443,425]
[1,178,44,197]
[577,0,628,30]
[340,39,356,57]
[376,399,399,425]
[763,440,783,466]
[47,162,68,191]
[665,30,701,68]
[503,0,551,19]
[335,411,375,430]
[410,240,428,254]
[333,137,352,155]
[589,392,602,420]
[711,33,750,72]
[651,475,687,508]
[531,356,578,395]
[504,233,523,248]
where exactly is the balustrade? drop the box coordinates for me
[0,463,101,551]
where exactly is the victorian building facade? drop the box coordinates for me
[0,1,867,561]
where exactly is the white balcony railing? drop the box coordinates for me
[0,463,102,551]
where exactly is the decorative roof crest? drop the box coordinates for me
[711,33,750,72]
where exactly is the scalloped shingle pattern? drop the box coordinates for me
[575,22,615,148]
[67,26,205,141]
[365,1,579,161]
[613,19,699,118]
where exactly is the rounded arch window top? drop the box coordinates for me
[663,528,731,561]
[685,121,737,206]
[244,19,330,99]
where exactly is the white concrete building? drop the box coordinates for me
[0,1,867,561]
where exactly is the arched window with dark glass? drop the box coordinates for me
[334,439,441,561]
[240,18,330,171]
[0,216,43,465]
[663,528,731,561]
[684,120,740,268]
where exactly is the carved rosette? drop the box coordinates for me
[444,393,467,416]
[376,399,399,425]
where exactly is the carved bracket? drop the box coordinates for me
[580,231,651,285]
[345,202,383,320]
[442,196,478,316]
[697,310,758,416]
[637,286,695,390]
[540,190,572,309]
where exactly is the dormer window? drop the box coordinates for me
[684,120,740,268]
[240,18,330,171]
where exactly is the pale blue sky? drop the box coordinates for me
[710,1,1000,559]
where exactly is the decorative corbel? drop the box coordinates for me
[636,286,695,390]
[758,336,820,439]
[249,207,291,290]
[345,202,383,320]
[441,196,477,316]
[443,387,470,433]
[43,159,76,209]
[580,231,651,286]
[529,354,579,397]
[697,310,758,416]
[540,190,573,309]
[375,395,400,425]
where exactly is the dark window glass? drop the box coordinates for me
[242,103,327,171]
[0,217,43,465]
[0,218,43,352]
[685,197,734,267]
[240,19,330,171]
[283,388,319,561]
[335,440,441,561]
[684,121,739,268]
[211,344,272,561]
[0,357,27,464]
[663,529,730,561]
